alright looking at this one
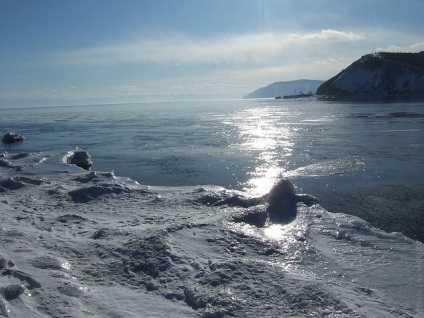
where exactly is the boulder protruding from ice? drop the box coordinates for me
[65,148,93,170]
[2,132,25,144]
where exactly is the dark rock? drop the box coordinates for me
[2,132,25,144]
[0,284,25,300]
[0,257,6,270]
[65,149,92,170]
[0,178,25,191]
[3,269,42,289]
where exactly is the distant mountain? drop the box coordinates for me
[316,51,424,100]
[244,79,324,99]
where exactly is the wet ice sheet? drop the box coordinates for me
[0,152,422,317]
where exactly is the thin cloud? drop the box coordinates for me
[32,28,423,101]
[285,29,363,42]
[377,40,424,52]
[411,41,424,51]
[52,29,365,66]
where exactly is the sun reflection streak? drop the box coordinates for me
[225,213,315,276]
[233,106,296,196]
[263,224,293,241]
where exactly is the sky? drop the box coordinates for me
[1,0,424,105]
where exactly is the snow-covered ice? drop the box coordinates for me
[0,151,423,317]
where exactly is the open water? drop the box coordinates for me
[1,99,423,194]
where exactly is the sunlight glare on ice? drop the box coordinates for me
[235,107,294,196]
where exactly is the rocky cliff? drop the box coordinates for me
[316,51,424,100]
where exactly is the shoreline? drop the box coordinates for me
[1,151,423,243]
[3,152,422,243]
[316,94,424,102]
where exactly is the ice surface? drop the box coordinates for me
[286,157,365,178]
[0,152,422,317]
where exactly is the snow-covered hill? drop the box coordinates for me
[317,51,424,100]
[244,79,324,99]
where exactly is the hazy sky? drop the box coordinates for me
[1,0,423,103]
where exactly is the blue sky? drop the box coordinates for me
[1,0,423,104]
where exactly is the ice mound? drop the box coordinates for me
[30,256,70,271]
[0,284,25,301]
[64,148,93,170]
[68,183,131,202]
[0,178,26,191]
